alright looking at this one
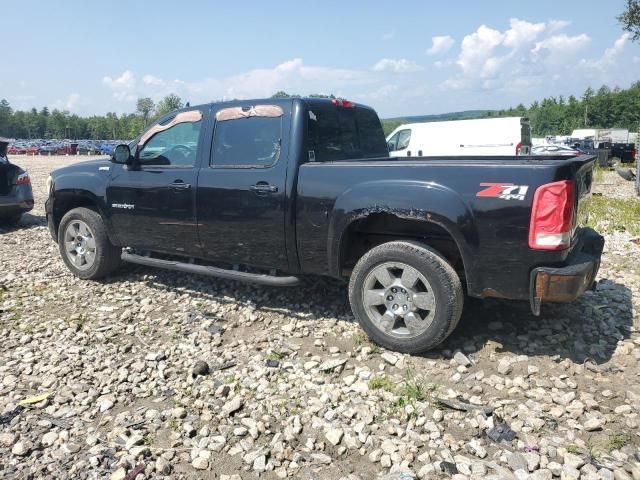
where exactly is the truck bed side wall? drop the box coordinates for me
[295,157,593,300]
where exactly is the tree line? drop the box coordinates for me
[2,83,639,141]
[0,94,183,140]
[482,82,640,137]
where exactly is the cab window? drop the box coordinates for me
[388,129,411,152]
[138,116,202,167]
[387,132,399,151]
[211,116,282,167]
[396,129,411,150]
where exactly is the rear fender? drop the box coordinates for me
[329,180,479,288]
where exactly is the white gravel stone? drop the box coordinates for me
[325,428,344,446]
[192,457,209,470]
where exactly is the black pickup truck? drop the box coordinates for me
[45,98,604,353]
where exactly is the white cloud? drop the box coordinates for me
[50,93,82,112]
[142,74,164,86]
[443,19,592,91]
[426,35,455,55]
[102,70,137,101]
[580,33,630,70]
[533,33,591,58]
[457,25,504,74]
[103,59,371,107]
[372,58,423,73]
[548,19,571,33]
[503,18,545,49]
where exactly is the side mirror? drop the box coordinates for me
[112,144,132,164]
[387,141,395,152]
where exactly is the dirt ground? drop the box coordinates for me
[1,155,639,480]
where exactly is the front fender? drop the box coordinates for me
[328,180,479,288]
[47,171,113,241]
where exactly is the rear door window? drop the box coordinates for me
[307,104,388,161]
[211,113,282,167]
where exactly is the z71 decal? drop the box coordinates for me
[476,183,529,201]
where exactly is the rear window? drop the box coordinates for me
[307,104,388,162]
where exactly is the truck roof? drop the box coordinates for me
[182,97,375,112]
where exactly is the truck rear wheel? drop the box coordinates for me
[349,241,463,354]
[58,207,122,280]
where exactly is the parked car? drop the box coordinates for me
[0,137,34,225]
[39,143,60,155]
[100,142,116,155]
[531,145,581,156]
[45,98,603,353]
[77,141,102,155]
[610,143,636,163]
[7,145,26,155]
[56,143,78,155]
[386,117,532,157]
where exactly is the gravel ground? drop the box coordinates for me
[1,155,639,480]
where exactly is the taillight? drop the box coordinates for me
[15,172,31,186]
[529,180,575,250]
[516,142,522,155]
[331,98,355,108]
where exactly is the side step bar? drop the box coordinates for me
[121,252,300,287]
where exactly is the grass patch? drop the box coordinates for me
[587,195,640,236]
[368,375,395,392]
[607,433,632,451]
[266,350,286,361]
[593,165,605,184]
[370,369,438,417]
[353,332,381,353]
[566,444,581,454]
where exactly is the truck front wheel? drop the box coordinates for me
[58,207,122,280]
[349,241,463,354]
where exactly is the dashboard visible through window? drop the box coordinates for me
[138,115,202,167]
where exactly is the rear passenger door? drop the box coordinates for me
[196,104,290,271]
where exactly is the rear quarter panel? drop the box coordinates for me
[296,156,595,300]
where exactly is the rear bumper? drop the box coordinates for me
[0,187,34,217]
[529,228,604,315]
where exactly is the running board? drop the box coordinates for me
[121,252,300,287]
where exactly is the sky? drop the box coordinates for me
[3,0,640,118]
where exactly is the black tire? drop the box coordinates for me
[58,207,122,280]
[349,241,463,354]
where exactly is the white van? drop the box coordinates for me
[386,117,532,157]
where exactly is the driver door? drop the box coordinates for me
[106,110,204,255]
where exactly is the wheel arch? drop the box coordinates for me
[51,190,115,244]
[329,180,479,291]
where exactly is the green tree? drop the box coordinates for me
[0,99,12,135]
[271,91,293,98]
[136,97,155,127]
[155,94,183,117]
[618,0,640,41]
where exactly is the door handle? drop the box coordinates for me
[170,180,191,190]
[250,183,278,194]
